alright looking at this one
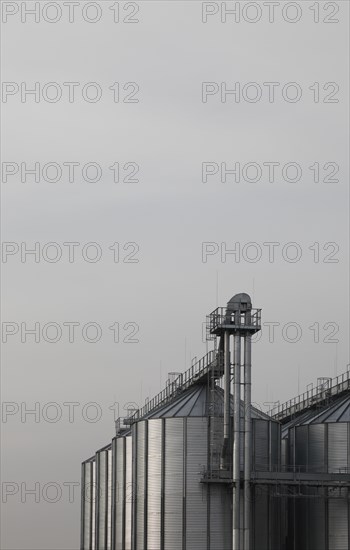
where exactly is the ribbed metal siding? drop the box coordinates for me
[107,449,112,550]
[281,438,288,469]
[186,417,208,550]
[125,436,133,550]
[308,424,325,472]
[295,426,308,472]
[270,490,281,550]
[92,460,96,550]
[135,421,147,550]
[147,419,162,550]
[294,493,308,550]
[115,438,125,550]
[96,450,107,550]
[288,428,295,472]
[329,497,348,550]
[270,422,280,470]
[82,462,93,550]
[164,418,184,550]
[308,489,326,550]
[209,485,231,550]
[328,423,348,473]
[253,485,268,550]
[254,420,269,471]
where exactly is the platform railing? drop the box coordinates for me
[122,349,220,426]
[269,369,350,421]
[206,307,261,337]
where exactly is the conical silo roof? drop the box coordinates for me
[144,382,270,420]
[282,392,350,438]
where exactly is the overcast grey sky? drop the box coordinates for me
[1,1,349,548]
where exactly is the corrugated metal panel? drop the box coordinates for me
[295,426,308,472]
[308,424,326,472]
[115,438,125,550]
[270,422,280,469]
[135,421,146,550]
[209,485,231,550]
[96,450,107,550]
[82,462,93,550]
[294,493,308,550]
[281,439,288,468]
[254,420,269,471]
[107,449,112,550]
[111,439,117,550]
[308,489,326,550]
[329,497,348,549]
[125,436,133,550]
[288,428,295,471]
[164,418,184,550]
[91,460,96,550]
[147,419,162,550]
[253,485,268,550]
[328,423,348,473]
[270,489,281,550]
[186,417,208,550]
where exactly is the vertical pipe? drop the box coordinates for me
[244,332,252,550]
[233,329,241,550]
[80,463,85,550]
[221,331,231,469]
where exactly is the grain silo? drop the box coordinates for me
[281,392,350,550]
[81,293,285,549]
[81,292,350,549]
[81,456,96,550]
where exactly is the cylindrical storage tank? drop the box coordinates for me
[81,458,96,550]
[252,419,281,472]
[285,394,350,550]
[133,421,147,550]
[125,436,133,550]
[146,418,163,549]
[95,445,112,550]
[111,434,133,550]
[281,437,288,469]
[133,415,211,550]
[131,383,280,550]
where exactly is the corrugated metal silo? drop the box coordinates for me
[129,382,280,550]
[111,434,133,550]
[95,445,112,550]
[81,458,96,550]
[284,394,350,550]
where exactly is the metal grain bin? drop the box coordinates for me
[130,383,280,550]
[81,382,281,550]
[284,394,350,550]
[95,445,112,550]
[111,434,133,550]
[81,458,96,550]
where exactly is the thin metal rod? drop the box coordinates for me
[244,333,252,550]
[221,331,231,469]
[233,330,241,550]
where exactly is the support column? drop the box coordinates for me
[243,333,252,550]
[221,331,231,469]
[233,330,241,550]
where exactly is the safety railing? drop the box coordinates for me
[206,307,261,337]
[269,369,350,421]
[121,349,220,426]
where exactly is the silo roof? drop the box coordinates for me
[282,392,350,437]
[144,383,271,420]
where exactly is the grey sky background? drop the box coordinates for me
[1,1,349,548]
